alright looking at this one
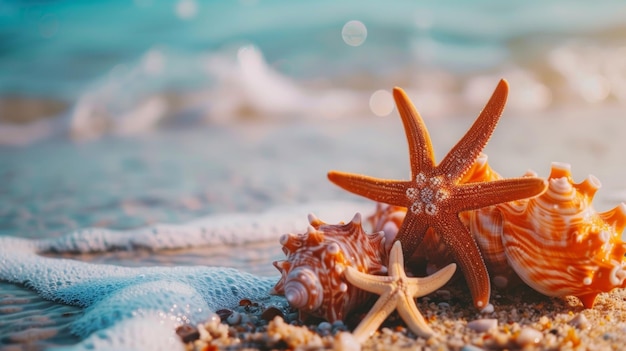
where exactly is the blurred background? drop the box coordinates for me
[1,0,626,144]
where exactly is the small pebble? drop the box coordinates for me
[318,321,332,331]
[332,320,348,332]
[516,327,543,346]
[239,299,253,307]
[227,311,242,325]
[215,308,233,321]
[176,324,200,343]
[493,275,509,289]
[467,318,498,332]
[261,307,283,321]
[480,303,495,314]
[492,331,511,347]
[334,332,361,351]
[317,321,333,336]
[568,313,590,330]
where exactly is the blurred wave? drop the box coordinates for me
[1,0,626,144]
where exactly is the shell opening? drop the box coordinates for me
[284,267,324,310]
[547,177,574,201]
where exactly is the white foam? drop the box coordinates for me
[40,201,372,253]
[0,200,373,349]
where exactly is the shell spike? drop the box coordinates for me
[308,228,325,245]
[577,293,599,309]
[577,175,601,198]
[350,212,362,226]
[273,260,287,273]
[523,169,539,177]
[280,233,302,253]
[308,213,325,228]
[475,152,488,165]
[600,203,626,234]
[549,162,573,180]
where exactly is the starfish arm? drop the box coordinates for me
[451,177,547,212]
[327,171,410,206]
[387,240,406,277]
[344,266,394,295]
[392,87,436,176]
[439,79,509,180]
[393,214,430,259]
[436,218,491,310]
[351,293,398,344]
[407,263,457,297]
[396,293,435,338]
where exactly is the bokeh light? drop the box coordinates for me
[175,0,197,19]
[369,89,394,117]
[341,20,367,47]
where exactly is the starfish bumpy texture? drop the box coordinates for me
[345,241,456,342]
[328,79,547,310]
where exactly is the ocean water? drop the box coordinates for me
[1,1,626,349]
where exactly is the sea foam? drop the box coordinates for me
[0,200,371,350]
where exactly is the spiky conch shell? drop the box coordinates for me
[457,153,527,289]
[270,213,387,322]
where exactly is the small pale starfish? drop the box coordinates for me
[328,79,547,310]
[345,241,456,342]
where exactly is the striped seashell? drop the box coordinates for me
[270,213,387,322]
[459,153,528,289]
[500,162,626,308]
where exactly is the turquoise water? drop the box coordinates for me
[2,0,626,136]
[2,1,626,349]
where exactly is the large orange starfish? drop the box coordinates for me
[328,79,547,310]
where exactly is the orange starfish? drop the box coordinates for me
[328,79,547,310]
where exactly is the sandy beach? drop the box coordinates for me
[176,278,626,350]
